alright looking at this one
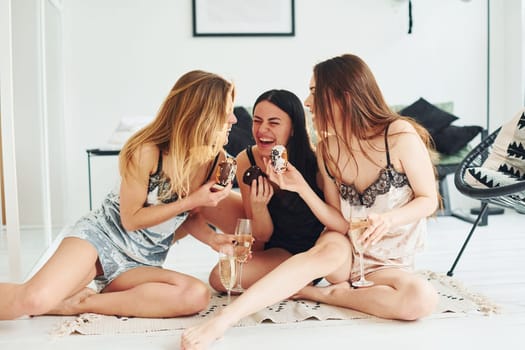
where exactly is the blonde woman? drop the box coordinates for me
[0,70,241,320]
[181,55,439,349]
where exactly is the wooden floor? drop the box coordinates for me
[0,211,524,349]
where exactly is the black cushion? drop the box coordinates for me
[400,98,459,140]
[434,125,483,155]
[224,106,255,157]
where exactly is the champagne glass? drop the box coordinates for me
[218,244,237,304]
[231,218,253,293]
[348,205,374,287]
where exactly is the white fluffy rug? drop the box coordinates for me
[53,270,499,336]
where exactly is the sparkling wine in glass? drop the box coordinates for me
[348,205,374,288]
[218,244,237,304]
[231,218,253,293]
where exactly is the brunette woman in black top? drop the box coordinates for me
[208,89,325,292]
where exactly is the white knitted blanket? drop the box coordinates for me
[53,270,499,336]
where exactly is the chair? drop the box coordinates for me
[436,162,482,225]
[447,127,525,276]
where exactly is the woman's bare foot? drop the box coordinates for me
[47,287,96,315]
[292,281,352,302]
[180,313,235,350]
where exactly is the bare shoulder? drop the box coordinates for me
[387,119,429,166]
[388,119,417,135]
[388,119,422,146]
[129,142,159,175]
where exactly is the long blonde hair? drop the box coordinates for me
[119,70,234,197]
[313,54,437,183]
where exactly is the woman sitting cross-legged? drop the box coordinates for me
[0,70,241,320]
[208,89,326,293]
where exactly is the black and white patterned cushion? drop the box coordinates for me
[466,167,525,198]
[465,109,525,200]
[502,111,525,175]
[483,110,525,171]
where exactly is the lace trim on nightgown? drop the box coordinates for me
[338,166,409,207]
[326,123,410,207]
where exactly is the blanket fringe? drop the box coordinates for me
[421,270,501,315]
[52,313,102,337]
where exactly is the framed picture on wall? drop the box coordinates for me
[192,0,295,37]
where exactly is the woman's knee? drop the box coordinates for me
[307,233,350,268]
[182,280,211,313]
[208,265,224,293]
[397,279,438,320]
[17,284,58,316]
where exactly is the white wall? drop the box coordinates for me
[490,0,524,130]
[11,0,45,227]
[32,0,521,224]
[7,0,64,232]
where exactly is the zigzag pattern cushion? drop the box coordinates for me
[465,167,525,199]
[465,109,525,193]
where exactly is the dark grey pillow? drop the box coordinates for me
[434,125,483,155]
[224,106,255,157]
[400,98,459,140]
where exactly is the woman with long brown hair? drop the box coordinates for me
[181,55,439,349]
[0,70,240,319]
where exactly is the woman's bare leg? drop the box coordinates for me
[47,287,97,315]
[295,268,438,320]
[181,232,352,350]
[50,266,211,318]
[0,237,99,320]
[209,248,292,292]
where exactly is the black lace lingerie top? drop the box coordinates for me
[325,124,410,207]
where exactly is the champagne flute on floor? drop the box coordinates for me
[218,244,237,304]
[348,205,374,287]
[231,218,253,293]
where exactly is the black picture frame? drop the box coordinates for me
[192,0,295,37]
